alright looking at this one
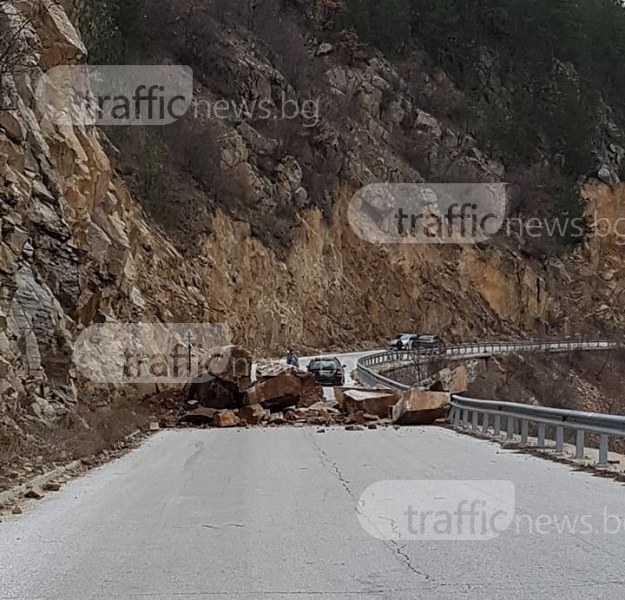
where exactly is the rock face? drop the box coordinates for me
[4,0,625,446]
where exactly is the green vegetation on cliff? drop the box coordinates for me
[344,0,625,176]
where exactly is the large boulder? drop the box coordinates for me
[247,362,323,411]
[343,389,399,419]
[246,373,303,411]
[392,389,450,425]
[206,345,253,391]
[186,377,244,410]
[255,360,297,382]
[334,387,366,410]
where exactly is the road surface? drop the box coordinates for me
[298,349,379,401]
[2,427,625,599]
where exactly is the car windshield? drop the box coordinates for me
[310,360,337,369]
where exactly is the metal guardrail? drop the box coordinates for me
[355,356,411,391]
[449,395,625,467]
[355,339,624,467]
[356,340,619,391]
[442,340,617,357]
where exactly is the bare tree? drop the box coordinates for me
[0,0,38,110]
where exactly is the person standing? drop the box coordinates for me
[286,349,300,368]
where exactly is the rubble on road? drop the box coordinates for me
[23,488,44,500]
[186,377,245,410]
[184,345,254,410]
[392,389,450,425]
[246,361,324,411]
[214,410,240,428]
[206,345,254,391]
[179,407,218,426]
[238,404,269,425]
[342,389,399,419]
[42,482,61,492]
[345,425,365,431]
[334,387,367,410]
[142,349,463,431]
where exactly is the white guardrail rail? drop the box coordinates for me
[356,340,624,466]
[356,340,619,390]
[449,396,625,467]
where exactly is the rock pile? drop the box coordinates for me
[149,356,467,430]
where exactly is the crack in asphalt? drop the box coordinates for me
[307,432,435,585]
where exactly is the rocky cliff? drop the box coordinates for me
[1,0,625,443]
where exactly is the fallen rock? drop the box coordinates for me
[345,425,365,431]
[346,411,366,426]
[187,376,244,410]
[307,401,329,412]
[239,404,268,425]
[149,420,160,431]
[299,375,325,408]
[205,345,253,390]
[334,387,365,409]
[179,406,218,426]
[214,410,240,428]
[268,412,286,425]
[247,373,301,410]
[392,389,450,425]
[160,414,180,428]
[246,368,323,412]
[343,389,399,418]
[145,389,184,410]
[42,482,61,492]
[11,506,22,515]
[24,488,44,500]
[255,360,298,382]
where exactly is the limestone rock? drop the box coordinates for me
[343,389,399,419]
[214,410,240,428]
[392,390,450,426]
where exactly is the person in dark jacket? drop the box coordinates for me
[286,349,300,368]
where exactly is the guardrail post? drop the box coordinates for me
[507,417,515,441]
[575,430,585,460]
[462,409,469,428]
[482,414,489,435]
[521,420,529,445]
[599,435,609,467]
[472,411,479,432]
[537,423,546,447]
[493,415,501,437]
[555,426,564,454]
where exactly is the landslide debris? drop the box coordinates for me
[147,354,468,430]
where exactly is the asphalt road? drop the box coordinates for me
[3,427,625,600]
[298,350,378,401]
